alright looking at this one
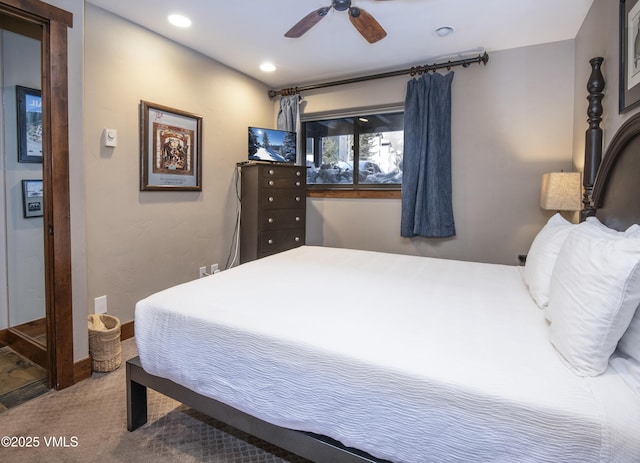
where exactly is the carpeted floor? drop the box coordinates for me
[0,338,310,463]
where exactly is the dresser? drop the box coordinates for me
[240,163,306,263]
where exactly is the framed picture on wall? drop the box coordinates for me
[22,179,43,218]
[139,100,202,191]
[16,86,43,163]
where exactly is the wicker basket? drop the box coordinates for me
[88,314,122,372]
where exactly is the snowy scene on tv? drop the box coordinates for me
[248,127,296,163]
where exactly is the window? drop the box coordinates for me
[304,111,404,189]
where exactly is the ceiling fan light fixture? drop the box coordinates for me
[285,0,386,43]
[168,14,192,28]
[433,25,455,37]
[333,0,352,12]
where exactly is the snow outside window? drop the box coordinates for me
[304,112,404,187]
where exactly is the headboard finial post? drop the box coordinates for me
[582,57,605,222]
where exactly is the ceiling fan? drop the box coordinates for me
[285,0,388,44]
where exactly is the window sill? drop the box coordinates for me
[307,189,401,199]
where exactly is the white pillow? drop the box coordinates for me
[523,213,574,308]
[585,216,640,237]
[618,308,640,364]
[581,217,640,367]
[548,221,640,376]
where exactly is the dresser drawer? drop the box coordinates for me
[262,209,304,230]
[262,166,305,180]
[261,189,305,209]
[261,229,304,254]
[262,176,304,189]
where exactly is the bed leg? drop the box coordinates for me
[126,361,148,431]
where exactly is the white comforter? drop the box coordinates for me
[135,246,640,462]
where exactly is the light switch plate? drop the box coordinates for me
[102,128,117,147]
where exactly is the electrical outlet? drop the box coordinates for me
[199,266,207,278]
[211,264,219,274]
[94,295,107,314]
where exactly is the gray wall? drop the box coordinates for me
[304,41,577,265]
[83,4,274,329]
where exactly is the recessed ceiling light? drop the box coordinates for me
[168,14,192,28]
[260,62,276,72]
[433,25,455,37]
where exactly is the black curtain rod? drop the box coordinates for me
[268,51,489,99]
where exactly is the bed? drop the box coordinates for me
[127,59,640,462]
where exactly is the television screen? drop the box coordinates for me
[248,127,297,164]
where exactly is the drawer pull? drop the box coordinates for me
[295,216,301,222]
[268,239,274,245]
[268,217,274,223]
[296,171,301,176]
[295,181,301,187]
[295,196,301,202]
[268,197,274,202]
[268,169,275,175]
[268,180,275,186]
[294,237,300,242]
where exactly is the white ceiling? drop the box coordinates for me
[86,0,594,90]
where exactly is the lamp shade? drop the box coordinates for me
[540,172,582,211]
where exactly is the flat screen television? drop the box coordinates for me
[248,127,297,164]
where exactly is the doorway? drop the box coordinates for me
[1,14,47,372]
[0,0,73,391]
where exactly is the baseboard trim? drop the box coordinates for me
[73,357,92,383]
[0,328,8,347]
[120,320,134,341]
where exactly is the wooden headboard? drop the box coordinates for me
[583,57,640,232]
[592,113,640,231]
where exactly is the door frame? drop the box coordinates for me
[0,0,73,389]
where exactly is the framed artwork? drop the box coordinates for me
[16,86,43,163]
[620,0,640,112]
[140,100,202,191]
[22,179,43,218]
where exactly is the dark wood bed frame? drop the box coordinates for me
[126,57,639,463]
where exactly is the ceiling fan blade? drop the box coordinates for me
[285,7,330,38]
[348,7,387,43]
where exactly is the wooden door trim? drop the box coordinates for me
[0,0,73,389]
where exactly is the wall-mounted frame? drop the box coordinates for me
[22,179,43,218]
[16,86,43,163]
[620,0,640,112]
[140,100,202,191]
